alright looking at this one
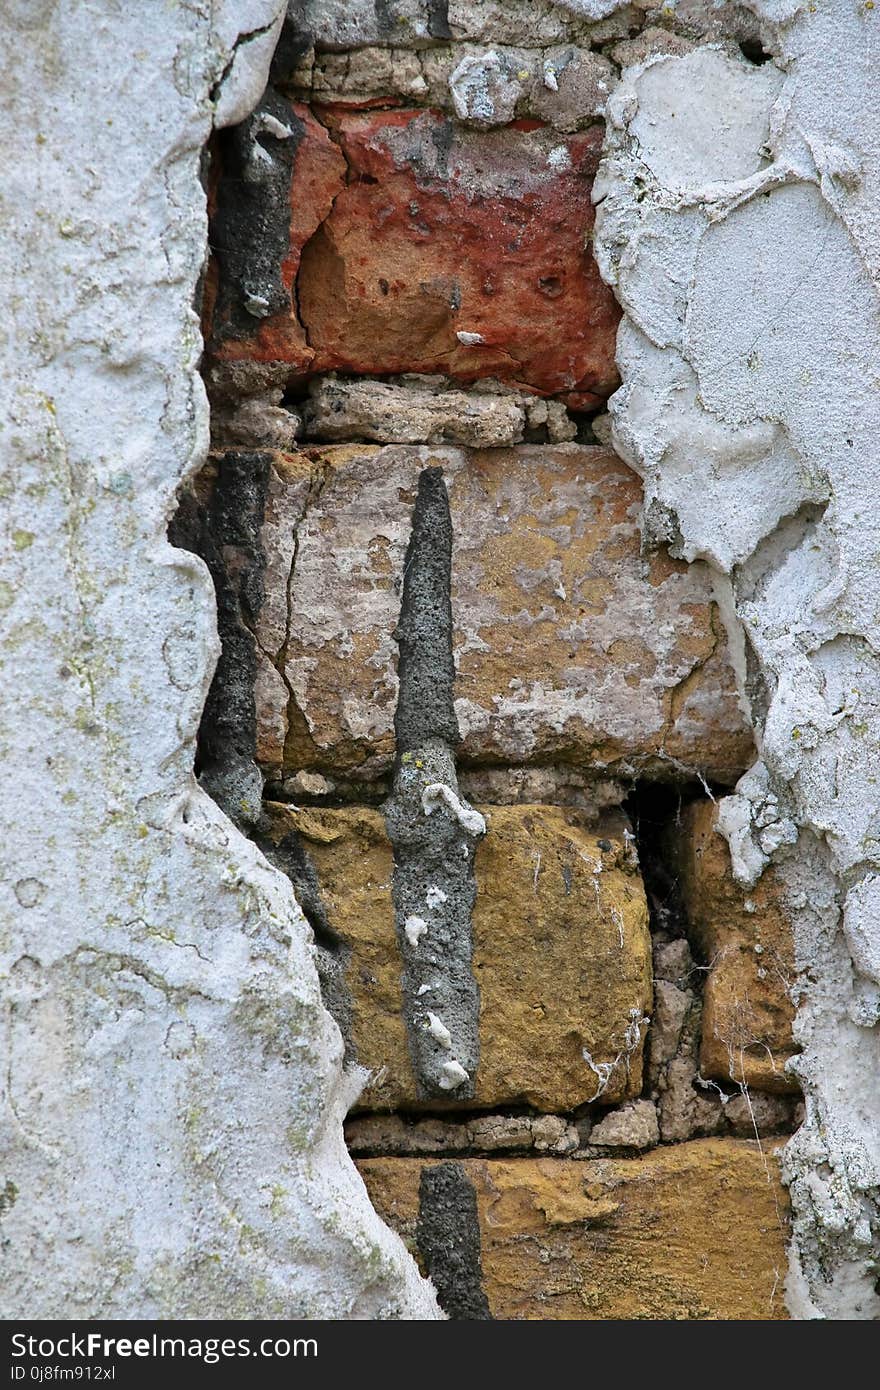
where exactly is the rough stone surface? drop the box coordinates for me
[417,1163,492,1318]
[647,978,691,1085]
[359,1141,791,1319]
[595,18,880,1316]
[264,804,652,1111]
[346,1113,579,1157]
[0,0,438,1320]
[286,43,614,132]
[212,107,620,405]
[676,800,799,1094]
[302,375,577,447]
[588,1098,659,1150]
[241,443,753,781]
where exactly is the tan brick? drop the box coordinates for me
[676,801,800,1094]
[266,802,652,1111]
[358,1140,790,1320]
[252,444,754,783]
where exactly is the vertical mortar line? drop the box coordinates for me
[417,1163,492,1320]
[169,448,272,831]
[384,466,486,1101]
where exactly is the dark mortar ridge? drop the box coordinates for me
[169,450,270,830]
[255,816,356,1067]
[417,1163,491,1320]
[427,0,452,41]
[385,467,483,1102]
[170,450,356,1058]
[210,88,302,344]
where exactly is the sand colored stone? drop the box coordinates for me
[358,1139,790,1320]
[244,444,754,783]
[675,801,800,1094]
[264,802,652,1111]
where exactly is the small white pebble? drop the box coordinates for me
[438,1059,469,1090]
[259,113,292,140]
[404,915,428,948]
[456,330,484,345]
[547,145,571,171]
[422,783,487,837]
[425,1012,453,1049]
[243,292,270,318]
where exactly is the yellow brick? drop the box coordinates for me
[358,1139,790,1320]
[266,802,652,1111]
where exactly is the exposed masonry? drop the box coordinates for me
[417,1163,492,1320]
[385,468,485,1099]
[160,0,872,1321]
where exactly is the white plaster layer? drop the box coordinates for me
[595,10,880,1318]
[0,1,439,1319]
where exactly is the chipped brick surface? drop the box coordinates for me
[232,444,754,782]
[209,107,620,406]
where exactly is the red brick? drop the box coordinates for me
[210,106,620,406]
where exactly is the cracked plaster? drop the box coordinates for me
[594,1,880,1318]
[0,0,438,1319]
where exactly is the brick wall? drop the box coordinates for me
[173,1,801,1320]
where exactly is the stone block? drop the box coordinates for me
[676,801,800,1094]
[248,443,754,783]
[358,1140,790,1319]
[265,802,652,1111]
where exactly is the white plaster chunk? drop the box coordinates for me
[595,15,880,1320]
[213,6,286,128]
[404,915,428,948]
[421,782,487,837]
[438,1060,470,1091]
[624,49,783,191]
[424,1012,453,1050]
[0,0,439,1321]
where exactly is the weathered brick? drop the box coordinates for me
[210,107,620,406]
[265,802,652,1111]
[208,98,346,375]
[248,444,754,783]
[676,801,800,1094]
[358,1140,790,1320]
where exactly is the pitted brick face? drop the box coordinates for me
[298,110,619,404]
[208,104,620,405]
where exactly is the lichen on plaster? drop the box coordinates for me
[0,0,438,1319]
[595,4,880,1318]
